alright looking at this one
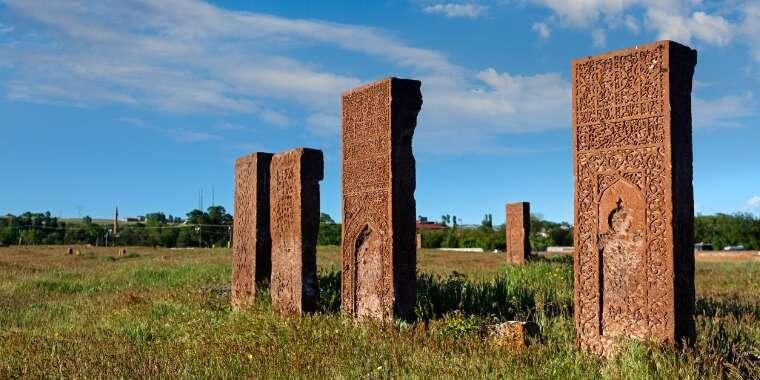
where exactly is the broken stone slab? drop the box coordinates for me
[484,321,540,348]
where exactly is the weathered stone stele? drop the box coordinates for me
[231,152,273,309]
[270,148,323,316]
[416,233,423,250]
[506,202,530,264]
[572,41,697,354]
[341,77,422,321]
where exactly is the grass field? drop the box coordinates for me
[1,246,758,378]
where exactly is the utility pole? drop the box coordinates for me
[113,206,119,247]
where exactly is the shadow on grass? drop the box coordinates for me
[696,297,760,319]
[317,270,573,322]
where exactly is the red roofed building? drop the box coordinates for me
[416,217,447,231]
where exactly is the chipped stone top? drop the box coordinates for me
[571,40,696,65]
[235,152,273,170]
[271,148,324,181]
[341,77,420,97]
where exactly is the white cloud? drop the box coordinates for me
[532,22,551,39]
[528,1,739,48]
[693,92,756,129]
[591,28,606,47]
[423,3,487,19]
[623,14,640,34]
[0,0,464,117]
[690,11,733,45]
[747,196,760,210]
[0,0,581,154]
[530,0,639,26]
[165,129,221,143]
[740,3,760,62]
[646,9,733,45]
[306,112,340,136]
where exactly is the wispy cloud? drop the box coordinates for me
[166,128,221,143]
[1,0,753,155]
[523,1,752,54]
[591,28,606,47]
[693,92,756,129]
[532,22,551,39]
[0,0,580,154]
[746,196,760,211]
[423,3,487,19]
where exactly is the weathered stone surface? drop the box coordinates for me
[416,233,423,250]
[506,202,530,265]
[572,40,697,354]
[484,321,540,348]
[341,77,422,321]
[270,148,323,316]
[231,152,273,309]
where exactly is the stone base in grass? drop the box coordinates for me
[484,321,540,348]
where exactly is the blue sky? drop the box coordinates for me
[0,0,758,224]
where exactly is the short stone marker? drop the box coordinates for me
[416,233,423,250]
[484,321,540,348]
[572,41,697,354]
[270,148,323,315]
[341,77,422,321]
[231,152,273,309]
[506,202,530,265]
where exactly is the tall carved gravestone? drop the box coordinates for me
[506,202,530,264]
[270,148,324,315]
[231,152,273,309]
[572,41,697,354]
[341,77,422,321]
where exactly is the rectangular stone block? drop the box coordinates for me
[341,77,422,321]
[572,40,697,354]
[484,321,541,349]
[270,148,324,315]
[416,233,422,250]
[231,152,273,309]
[506,202,530,264]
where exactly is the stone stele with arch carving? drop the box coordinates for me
[340,77,422,321]
[572,41,697,354]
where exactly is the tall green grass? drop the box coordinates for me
[0,247,758,378]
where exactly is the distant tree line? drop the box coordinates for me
[695,213,760,250]
[3,210,758,251]
[418,214,573,252]
[0,207,233,248]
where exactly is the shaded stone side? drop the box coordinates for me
[270,148,324,316]
[341,77,422,321]
[506,202,530,265]
[571,40,697,354]
[231,152,273,309]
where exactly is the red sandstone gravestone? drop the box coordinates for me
[572,41,697,354]
[231,152,273,309]
[506,202,530,265]
[270,148,323,316]
[341,77,422,321]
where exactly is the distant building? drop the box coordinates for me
[125,216,146,223]
[416,217,447,231]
